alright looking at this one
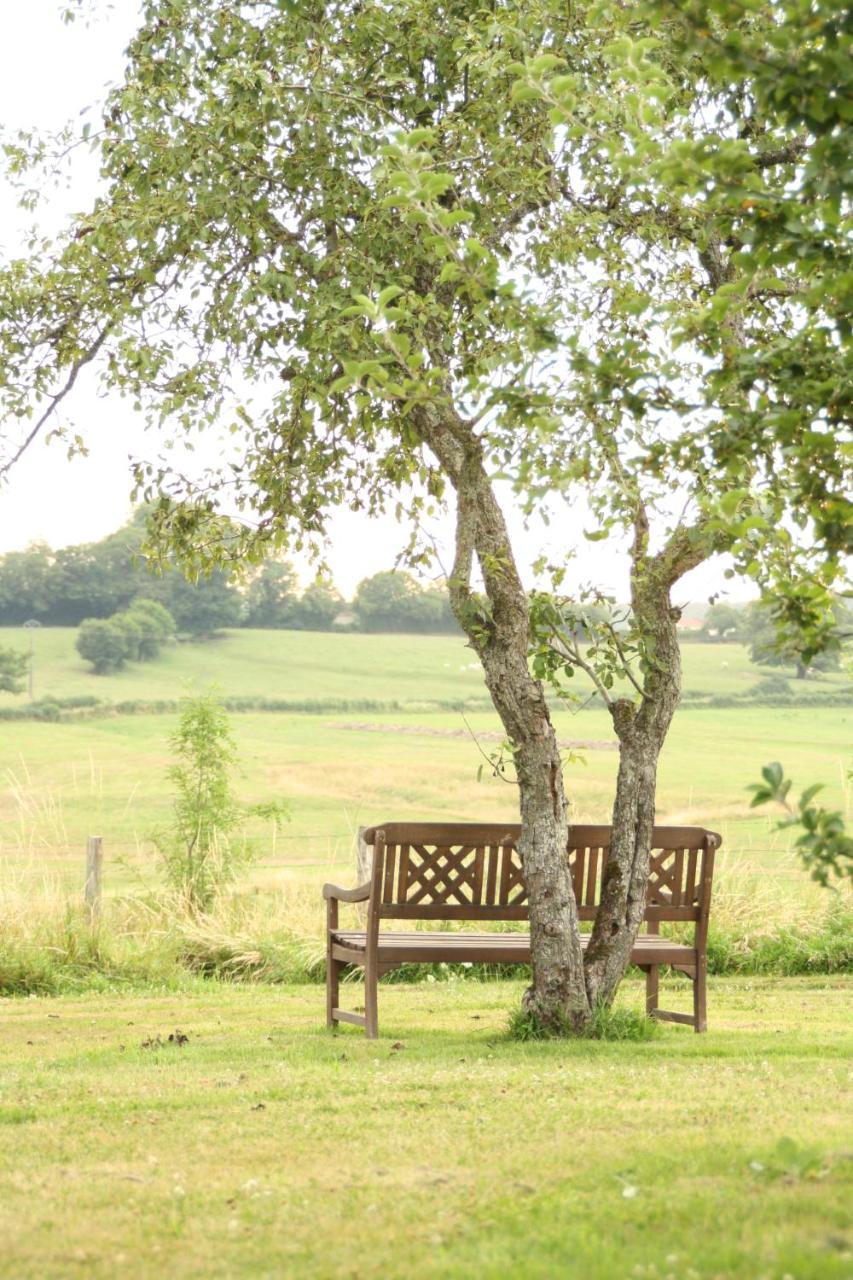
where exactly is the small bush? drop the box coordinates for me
[750,674,793,698]
[76,618,130,673]
[154,692,288,911]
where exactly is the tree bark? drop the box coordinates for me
[583,519,702,1009]
[414,404,591,1030]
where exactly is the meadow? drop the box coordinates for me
[2,628,850,888]
[0,978,850,1279]
[0,630,850,1277]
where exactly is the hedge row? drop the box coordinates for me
[1,689,849,723]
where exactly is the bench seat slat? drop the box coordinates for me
[331,931,696,967]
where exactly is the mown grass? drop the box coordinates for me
[0,978,850,1279]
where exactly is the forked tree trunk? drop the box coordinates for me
[416,408,696,1032]
[583,576,683,1009]
[424,416,592,1031]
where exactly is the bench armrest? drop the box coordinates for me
[322,882,371,903]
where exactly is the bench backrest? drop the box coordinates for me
[362,822,720,925]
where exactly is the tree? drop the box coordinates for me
[112,610,144,663]
[289,581,342,631]
[245,560,300,628]
[1,0,848,1030]
[743,601,844,678]
[700,604,743,644]
[154,692,288,910]
[355,571,421,632]
[355,570,457,632]
[75,618,131,674]
[0,646,28,694]
[127,598,176,659]
[135,568,242,638]
[0,543,55,625]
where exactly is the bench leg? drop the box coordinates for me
[326,955,342,1029]
[645,965,659,1017]
[694,956,708,1033]
[364,960,379,1040]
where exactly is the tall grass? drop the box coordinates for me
[0,865,331,995]
[0,852,848,997]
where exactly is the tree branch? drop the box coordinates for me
[0,322,112,480]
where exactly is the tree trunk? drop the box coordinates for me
[416,410,591,1031]
[479,649,590,1030]
[583,577,682,1009]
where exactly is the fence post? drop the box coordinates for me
[84,836,103,915]
[355,826,371,924]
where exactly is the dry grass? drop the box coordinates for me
[0,844,847,997]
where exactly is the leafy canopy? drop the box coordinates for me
[0,0,849,661]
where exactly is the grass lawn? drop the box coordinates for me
[0,977,850,1279]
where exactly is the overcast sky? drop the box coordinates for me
[0,1,755,605]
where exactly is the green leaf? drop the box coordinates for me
[761,761,785,791]
[377,285,404,309]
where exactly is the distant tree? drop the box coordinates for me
[127,598,175,659]
[135,568,242,638]
[700,604,743,643]
[47,522,143,624]
[0,543,54,625]
[0,646,28,693]
[744,601,844,678]
[76,618,131,673]
[290,581,342,631]
[355,571,456,633]
[245,560,299,628]
[111,610,145,662]
[355,572,413,632]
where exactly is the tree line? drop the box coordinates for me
[0,513,458,636]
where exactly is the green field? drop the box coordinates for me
[0,977,849,1279]
[1,630,849,895]
[6,625,851,707]
[1,637,849,1278]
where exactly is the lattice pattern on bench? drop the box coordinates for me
[381,841,526,908]
[369,824,712,921]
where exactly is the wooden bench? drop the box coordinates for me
[324,822,720,1038]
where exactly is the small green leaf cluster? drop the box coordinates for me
[748,761,853,887]
[528,591,645,706]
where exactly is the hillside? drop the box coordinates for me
[3,628,849,710]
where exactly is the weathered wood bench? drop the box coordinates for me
[324,822,720,1038]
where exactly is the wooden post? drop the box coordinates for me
[84,836,103,915]
[356,827,372,885]
[355,827,372,925]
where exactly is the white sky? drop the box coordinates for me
[0,1,754,606]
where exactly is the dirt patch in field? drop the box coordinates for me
[330,722,617,750]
